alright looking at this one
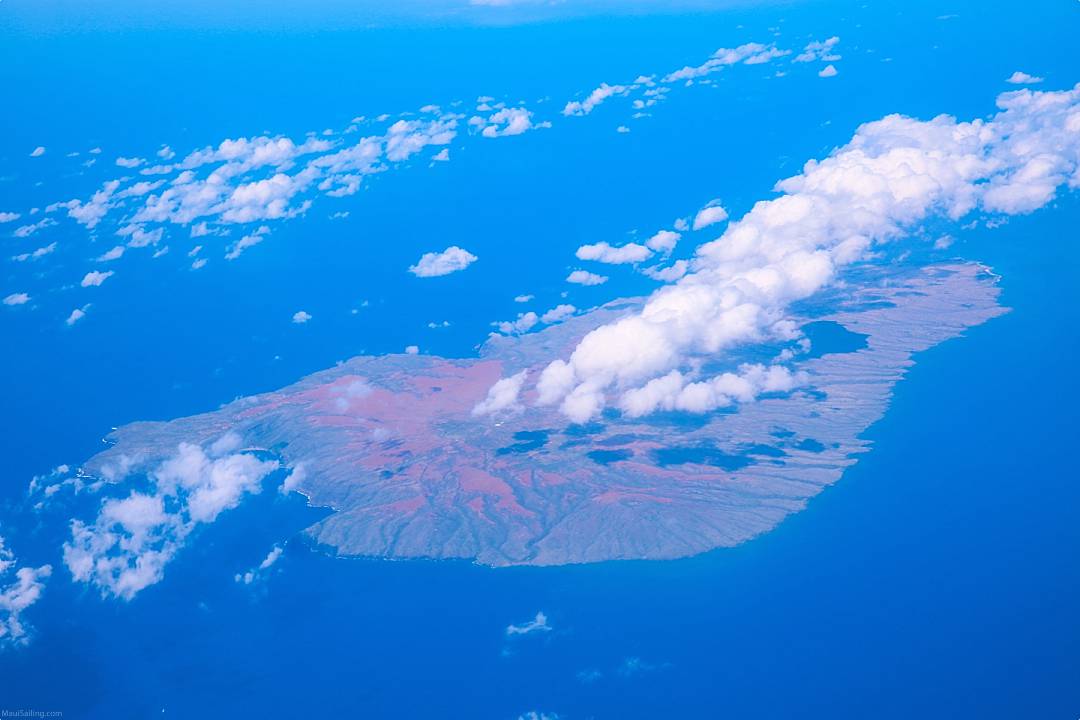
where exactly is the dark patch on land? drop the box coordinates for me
[800,320,869,359]
[497,430,550,455]
[652,443,752,471]
[794,438,826,453]
[587,448,634,464]
[741,443,787,458]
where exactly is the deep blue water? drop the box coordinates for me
[1,0,1078,717]
[6,195,1078,720]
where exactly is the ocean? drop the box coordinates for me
[1,1,1077,716]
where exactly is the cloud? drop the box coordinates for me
[117,224,163,248]
[97,245,125,262]
[514,294,534,303]
[478,107,549,138]
[292,310,312,324]
[115,156,145,168]
[64,440,279,599]
[540,303,576,324]
[66,305,90,326]
[794,36,841,63]
[563,82,629,116]
[409,246,478,277]
[645,230,681,253]
[81,270,114,287]
[566,270,607,286]
[642,259,689,282]
[235,544,284,585]
[12,242,57,262]
[100,120,451,232]
[60,180,121,229]
[506,611,552,636]
[529,84,1080,422]
[575,241,651,264]
[1007,71,1044,85]
[664,42,789,83]
[225,225,270,260]
[495,312,539,335]
[13,218,57,238]
[692,201,728,230]
[405,345,420,355]
[432,148,450,162]
[29,146,45,158]
[620,363,804,417]
[0,212,20,223]
[818,64,839,78]
[116,180,165,199]
[3,293,31,306]
[472,370,528,415]
[0,537,52,647]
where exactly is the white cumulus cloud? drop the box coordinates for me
[409,246,478,277]
[529,84,1080,422]
[81,270,114,287]
[3,293,30,306]
[1007,71,1044,85]
[0,537,52,646]
[64,440,279,600]
[566,270,608,286]
[692,201,729,230]
[575,241,651,264]
[473,370,528,416]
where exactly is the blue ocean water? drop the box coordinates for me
[1,0,1078,717]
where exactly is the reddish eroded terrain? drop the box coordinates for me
[83,263,1005,566]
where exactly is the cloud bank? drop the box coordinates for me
[0,537,51,647]
[531,84,1080,422]
[64,439,280,599]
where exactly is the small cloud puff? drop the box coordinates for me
[97,245,125,262]
[566,270,607,286]
[563,82,629,116]
[692,200,728,230]
[3,293,31,306]
[292,310,312,324]
[66,305,90,326]
[235,544,284,585]
[818,64,839,78]
[575,241,651,265]
[645,230,680,253]
[506,611,552,636]
[540,304,576,324]
[472,370,528,416]
[81,270,114,287]
[408,246,478,277]
[115,156,145,168]
[1006,71,1044,85]
[794,36,841,63]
